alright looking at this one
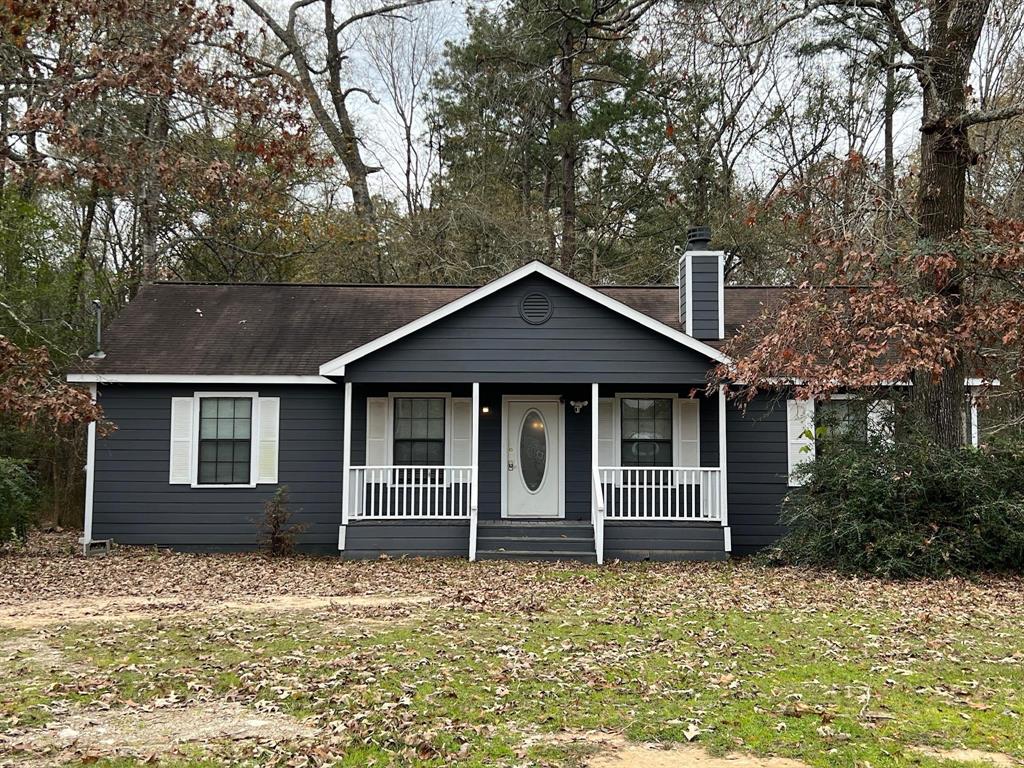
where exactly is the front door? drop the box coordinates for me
[505,398,562,518]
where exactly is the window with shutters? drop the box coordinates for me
[197,397,253,484]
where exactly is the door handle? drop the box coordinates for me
[507,449,515,471]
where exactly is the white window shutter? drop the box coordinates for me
[256,397,280,484]
[169,397,194,484]
[867,399,895,444]
[597,398,615,466]
[676,398,700,466]
[366,397,389,465]
[451,397,473,465]
[787,399,816,486]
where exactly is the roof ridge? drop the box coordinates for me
[151,280,797,290]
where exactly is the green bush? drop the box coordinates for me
[770,435,1024,578]
[0,458,39,545]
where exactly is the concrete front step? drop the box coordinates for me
[476,520,597,560]
[605,549,730,562]
[477,535,596,554]
[476,550,598,563]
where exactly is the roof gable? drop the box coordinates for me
[319,261,729,376]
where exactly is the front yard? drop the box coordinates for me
[1,535,1022,768]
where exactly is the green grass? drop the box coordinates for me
[2,565,1022,767]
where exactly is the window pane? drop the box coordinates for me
[426,441,444,464]
[427,417,444,439]
[394,442,412,464]
[428,399,444,418]
[395,417,412,439]
[397,399,412,417]
[411,418,428,439]
[412,399,428,418]
[234,418,251,439]
[200,418,217,439]
[199,462,216,484]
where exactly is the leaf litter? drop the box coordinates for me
[1,532,1023,766]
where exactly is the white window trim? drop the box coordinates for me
[191,391,260,489]
[385,392,454,468]
[612,392,701,469]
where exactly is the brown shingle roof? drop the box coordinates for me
[75,281,790,376]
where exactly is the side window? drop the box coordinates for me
[393,397,446,465]
[198,397,253,484]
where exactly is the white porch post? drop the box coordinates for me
[469,382,480,561]
[339,380,352,551]
[81,383,97,555]
[718,384,731,552]
[591,381,604,565]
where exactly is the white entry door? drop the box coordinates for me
[504,398,562,518]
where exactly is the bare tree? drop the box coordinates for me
[240,0,440,231]
[361,4,451,217]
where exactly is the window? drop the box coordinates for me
[620,397,673,466]
[197,397,253,484]
[816,398,868,448]
[393,397,446,465]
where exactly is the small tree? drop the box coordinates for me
[257,486,307,556]
[0,336,104,431]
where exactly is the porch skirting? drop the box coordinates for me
[603,521,727,561]
[340,519,728,562]
[341,520,469,560]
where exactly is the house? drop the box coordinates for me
[70,230,967,562]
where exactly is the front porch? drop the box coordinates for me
[338,382,730,563]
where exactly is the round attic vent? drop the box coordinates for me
[520,292,553,325]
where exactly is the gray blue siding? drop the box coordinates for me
[725,393,790,554]
[345,274,715,384]
[604,522,727,561]
[682,254,722,340]
[343,521,468,559]
[93,384,343,552]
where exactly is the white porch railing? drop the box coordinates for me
[597,467,723,521]
[348,466,473,519]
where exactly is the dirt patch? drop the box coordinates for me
[912,746,1020,767]
[544,731,810,768]
[0,593,433,629]
[3,701,316,763]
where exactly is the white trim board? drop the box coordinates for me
[318,260,730,376]
[81,383,98,553]
[69,373,333,384]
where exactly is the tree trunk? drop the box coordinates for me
[140,97,169,284]
[323,0,378,229]
[910,6,987,448]
[557,27,577,274]
[882,37,897,207]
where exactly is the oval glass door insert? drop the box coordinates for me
[519,408,547,492]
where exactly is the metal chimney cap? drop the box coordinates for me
[686,226,712,250]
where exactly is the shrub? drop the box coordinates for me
[770,434,1024,578]
[0,458,39,545]
[257,486,307,556]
